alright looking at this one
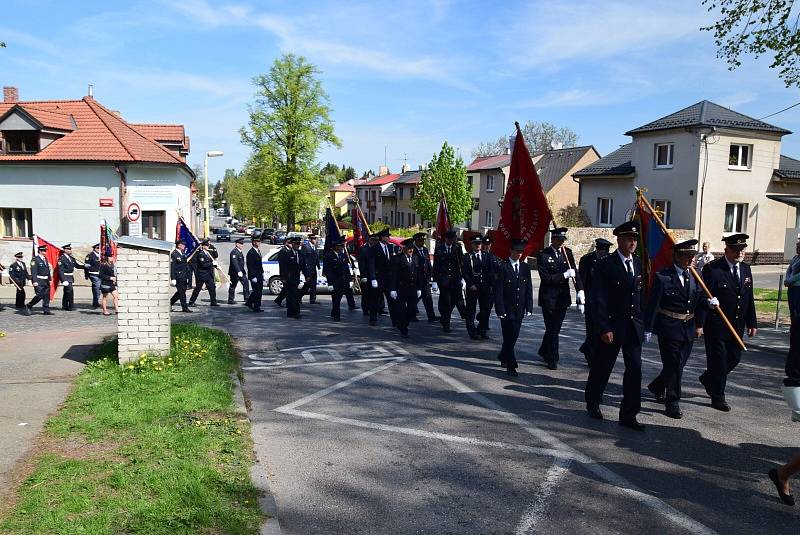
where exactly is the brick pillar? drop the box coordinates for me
[3,87,18,103]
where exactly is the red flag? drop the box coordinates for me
[351,204,369,254]
[435,193,452,241]
[32,235,61,300]
[493,124,552,259]
[636,195,674,295]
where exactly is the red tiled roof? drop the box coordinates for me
[466,154,510,171]
[0,104,76,131]
[330,182,355,192]
[129,123,185,142]
[0,97,188,166]
[363,173,400,186]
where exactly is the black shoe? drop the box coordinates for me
[253,308,263,313]
[469,333,480,340]
[546,361,558,370]
[181,308,193,313]
[210,303,221,307]
[24,305,32,316]
[349,306,360,310]
[479,333,489,340]
[428,316,440,323]
[92,304,100,309]
[648,383,665,404]
[331,316,341,322]
[245,302,253,310]
[443,324,451,332]
[227,300,235,305]
[294,315,302,320]
[619,418,646,431]
[769,468,796,506]
[43,310,54,316]
[711,399,731,412]
[369,320,377,326]
[188,302,197,307]
[274,301,284,307]
[309,301,320,305]
[698,373,713,398]
[401,330,409,338]
[506,368,519,377]
[665,406,683,419]
[500,360,508,367]
[587,404,603,420]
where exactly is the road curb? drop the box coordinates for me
[230,372,284,535]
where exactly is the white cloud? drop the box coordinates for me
[716,91,758,109]
[514,89,614,108]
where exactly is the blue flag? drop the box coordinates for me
[176,217,200,256]
[324,207,341,257]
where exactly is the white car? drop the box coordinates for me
[245,225,256,236]
[262,249,360,295]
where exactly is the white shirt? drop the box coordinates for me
[674,264,687,286]
[510,260,520,273]
[382,244,389,258]
[724,257,740,281]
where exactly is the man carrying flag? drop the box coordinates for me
[26,243,55,315]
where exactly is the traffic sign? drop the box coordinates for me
[126,202,141,222]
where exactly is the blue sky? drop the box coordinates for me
[2,0,799,179]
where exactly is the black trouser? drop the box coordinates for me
[331,284,347,319]
[465,286,493,334]
[89,274,101,307]
[274,285,286,305]
[416,283,436,320]
[438,284,466,327]
[344,287,356,309]
[700,334,743,401]
[61,282,74,310]
[228,275,251,303]
[539,307,568,363]
[189,277,217,305]
[300,274,318,303]
[369,281,393,322]
[28,282,50,312]
[285,278,301,317]
[585,326,642,420]
[245,279,263,311]
[498,317,522,370]
[360,282,371,314]
[579,309,593,363]
[395,291,416,334]
[170,280,189,310]
[649,335,694,408]
[13,281,26,308]
[787,287,800,382]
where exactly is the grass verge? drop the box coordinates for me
[753,288,791,326]
[0,323,263,535]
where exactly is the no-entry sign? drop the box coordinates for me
[126,202,141,222]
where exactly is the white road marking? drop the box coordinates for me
[243,356,403,371]
[514,457,572,535]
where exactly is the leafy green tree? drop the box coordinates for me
[412,141,472,225]
[344,166,356,181]
[703,0,800,88]
[0,41,5,48]
[240,53,341,229]
[471,121,578,158]
[556,203,591,227]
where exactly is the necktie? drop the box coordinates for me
[733,264,740,291]
[383,245,388,258]
[447,246,451,254]
[683,269,690,289]
[625,259,633,279]
[514,262,519,276]
[407,256,411,265]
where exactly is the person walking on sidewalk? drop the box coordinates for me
[279,236,304,319]
[299,235,320,304]
[170,240,192,313]
[9,251,29,309]
[389,239,423,338]
[84,243,102,309]
[494,239,533,377]
[245,237,264,312]
[26,244,53,316]
[228,238,250,304]
[769,454,800,506]
[99,258,119,316]
[57,244,84,311]
[784,237,800,386]
[189,239,220,307]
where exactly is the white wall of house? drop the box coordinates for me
[126,165,193,241]
[579,177,636,227]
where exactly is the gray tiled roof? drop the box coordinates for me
[394,169,423,184]
[381,184,396,196]
[534,146,597,190]
[774,155,800,180]
[573,143,635,177]
[625,100,791,136]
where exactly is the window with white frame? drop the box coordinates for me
[654,143,674,168]
[652,199,671,226]
[724,203,748,233]
[0,207,33,238]
[486,175,495,192]
[729,144,752,169]
[467,175,473,187]
[485,210,494,227]
[597,198,613,226]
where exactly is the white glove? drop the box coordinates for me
[170,279,177,286]
[525,311,532,317]
[349,281,354,288]
[354,268,361,276]
[327,285,334,291]
[390,291,398,299]
[563,268,576,279]
[644,331,653,343]
[708,297,720,307]
[371,280,378,288]
[213,261,218,267]
[62,281,70,287]
[360,277,368,283]
[578,304,585,314]
[576,290,585,304]
[499,313,507,319]
[460,279,467,290]
[251,277,257,283]
[237,271,243,277]
[298,282,305,290]
[416,290,422,298]
[431,282,438,291]
[33,282,38,287]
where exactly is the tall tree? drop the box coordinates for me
[412,142,472,224]
[471,121,578,159]
[703,0,800,88]
[240,53,341,229]
[344,166,357,182]
[0,41,5,48]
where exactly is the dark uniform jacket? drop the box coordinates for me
[358,245,373,280]
[592,252,644,340]
[643,265,705,342]
[413,245,432,283]
[57,254,80,284]
[701,258,756,339]
[171,249,191,282]
[99,263,116,291]
[537,246,582,309]
[278,247,302,285]
[246,248,264,283]
[84,251,101,279]
[389,253,423,296]
[9,259,29,286]
[494,260,533,321]
[368,242,395,285]
[462,251,493,290]
[578,251,601,299]
[229,248,247,278]
[432,242,464,288]
[30,255,52,285]
[300,243,319,278]
[193,248,216,282]
[324,250,351,289]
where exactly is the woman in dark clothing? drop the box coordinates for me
[99,259,119,316]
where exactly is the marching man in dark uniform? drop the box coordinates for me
[273,241,292,307]
[9,251,29,309]
[463,236,494,340]
[169,240,192,313]
[57,244,84,311]
[585,221,645,431]
[433,230,467,332]
[228,238,250,304]
[300,235,320,304]
[698,233,757,412]
[84,243,102,309]
[244,237,264,312]
[358,234,379,317]
[495,239,534,377]
[536,228,584,370]
[643,239,706,419]
[189,239,220,307]
[324,237,351,321]
[279,236,304,319]
[367,229,396,326]
[389,238,423,338]
[27,244,53,315]
[578,238,611,364]
[412,232,438,323]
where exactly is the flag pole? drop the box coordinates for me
[636,188,746,351]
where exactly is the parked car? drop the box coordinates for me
[235,224,248,233]
[250,227,263,237]
[262,249,360,295]
[345,235,404,258]
[215,228,232,242]
[245,225,256,236]
[272,231,287,245]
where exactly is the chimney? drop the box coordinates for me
[88,84,94,97]
[401,163,410,173]
[378,165,389,176]
[3,86,19,103]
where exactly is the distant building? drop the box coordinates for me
[329,181,355,217]
[354,169,400,225]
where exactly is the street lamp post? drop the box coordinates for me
[204,150,224,238]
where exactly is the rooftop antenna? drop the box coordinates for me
[88,84,94,97]
[384,145,387,167]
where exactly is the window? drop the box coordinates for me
[654,143,674,168]
[399,188,404,200]
[486,175,495,192]
[729,144,752,169]
[410,187,416,199]
[400,212,405,226]
[467,175,473,187]
[142,211,166,240]
[2,131,39,153]
[597,198,613,226]
[0,207,32,238]
[410,213,416,226]
[485,210,494,227]
[371,190,376,200]
[652,199,671,226]
[724,203,748,233]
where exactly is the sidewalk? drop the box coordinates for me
[747,326,790,356]
[0,324,115,496]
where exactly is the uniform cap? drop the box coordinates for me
[308,234,319,239]
[235,237,245,244]
[378,228,391,238]
[510,239,527,252]
[200,238,210,245]
[175,239,184,246]
[551,227,568,238]
[594,238,612,249]
[401,238,415,248]
[37,245,47,252]
[673,239,699,253]
[470,236,483,244]
[613,220,639,237]
[482,235,493,245]
[369,233,380,240]
[289,236,302,243]
[93,243,100,249]
[332,236,345,246]
[413,232,427,240]
[444,230,457,239]
[251,237,260,243]
[723,233,749,249]
[14,251,23,258]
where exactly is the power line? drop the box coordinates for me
[759,101,800,120]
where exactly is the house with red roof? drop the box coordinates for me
[329,180,356,217]
[354,166,401,224]
[0,86,195,261]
